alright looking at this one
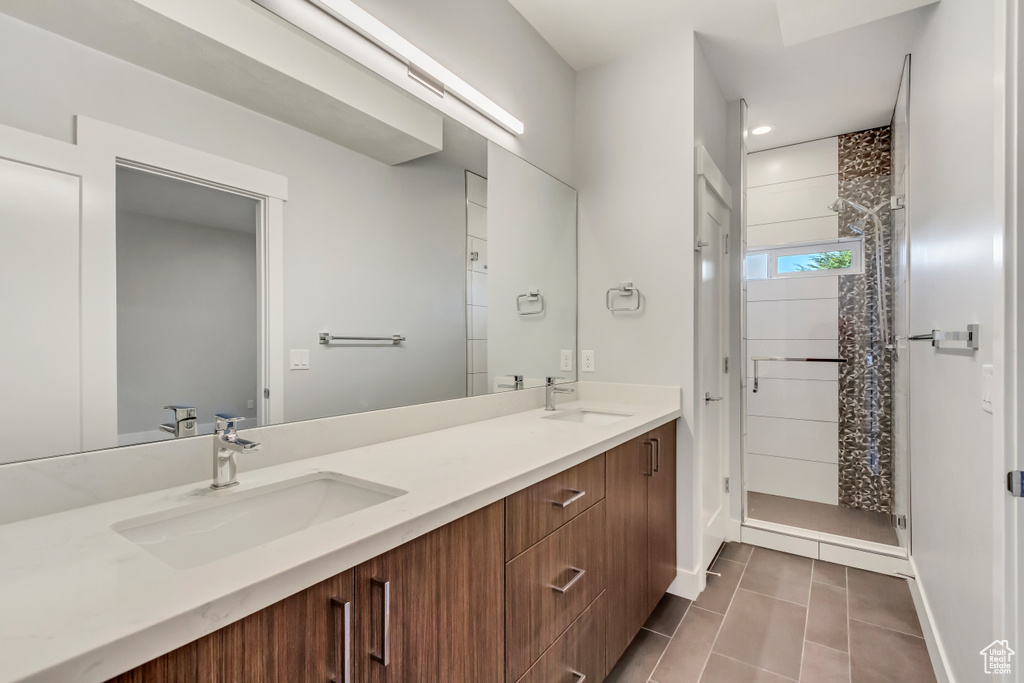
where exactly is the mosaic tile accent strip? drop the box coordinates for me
[837,127,894,513]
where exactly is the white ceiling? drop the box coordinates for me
[116,167,260,234]
[509,0,939,152]
[775,0,939,46]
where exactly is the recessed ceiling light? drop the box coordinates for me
[751,126,773,135]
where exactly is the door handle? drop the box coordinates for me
[643,440,654,476]
[651,438,661,473]
[329,597,351,683]
[571,671,587,683]
[704,392,723,403]
[370,577,390,666]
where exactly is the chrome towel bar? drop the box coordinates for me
[751,356,847,393]
[319,332,405,345]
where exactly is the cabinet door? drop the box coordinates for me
[108,570,355,683]
[604,438,650,670]
[197,569,355,682]
[646,421,677,607]
[353,501,504,683]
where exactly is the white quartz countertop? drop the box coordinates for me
[0,390,680,683]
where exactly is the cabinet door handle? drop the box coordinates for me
[329,597,351,683]
[552,567,586,593]
[553,489,586,508]
[571,671,587,683]
[370,577,390,666]
[651,438,661,473]
[643,441,654,476]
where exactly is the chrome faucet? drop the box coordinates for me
[545,376,574,411]
[498,374,525,391]
[211,414,260,489]
[159,405,198,438]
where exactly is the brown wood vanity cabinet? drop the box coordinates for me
[108,420,677,683]
[108,501,503,683]
[505,454,609,683]
[605,421,677,672]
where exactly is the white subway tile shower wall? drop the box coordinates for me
[465,172,488,395]
[746,139,839,506]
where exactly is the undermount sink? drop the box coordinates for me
[113,473,405,569]
[544,409,633,426]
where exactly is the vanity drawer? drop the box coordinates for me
[506,500,606,682]
[516,592,607,683]
[505,453,605,560]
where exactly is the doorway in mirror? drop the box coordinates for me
[115,166,261,446]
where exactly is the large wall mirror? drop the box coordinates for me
[0,6,577,466]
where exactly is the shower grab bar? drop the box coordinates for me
[751,356,847,393]
[319,332,405,345]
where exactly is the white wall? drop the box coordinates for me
[0,14,486,426]
[487,143,578,387]
[115,211,258,439]
[906,0,1005,678]
[576,32,698,576]
[745,140,841,506]
[0,156,82,464]
[354,0,577,185]
[577,31,741,585]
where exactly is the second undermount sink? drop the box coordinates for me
[113,473,406,569]
[544,409,633,426]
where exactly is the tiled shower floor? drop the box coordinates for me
[606,543,936,683]
[747,492,899,547]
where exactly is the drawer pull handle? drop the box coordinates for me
[571,671,587,683]
[552,567,586,593]
[371,577,390,666]
[553,489,586,508]
[329,597,351,683]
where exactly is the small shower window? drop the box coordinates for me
[747,237,864,280]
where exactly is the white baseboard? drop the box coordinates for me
[906,557,956,683]
[727,516,743,541]
[667,565,704,601]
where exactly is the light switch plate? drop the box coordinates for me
[560,349,573,372]
[582,350,595,373]
[290,349,310,370]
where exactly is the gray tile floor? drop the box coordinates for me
[747,493,898,547]
[605,543,936,683]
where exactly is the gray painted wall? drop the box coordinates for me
[116,211,258,438]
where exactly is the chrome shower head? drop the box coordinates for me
[845,217,867,235]
[828,197,872,216]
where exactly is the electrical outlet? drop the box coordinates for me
[582,350,595,373]
[247,399,254,410]
[560,349,573,372]
[289,349,310,370]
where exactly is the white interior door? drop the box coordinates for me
[698,148,732,569]
[0,124,97,463]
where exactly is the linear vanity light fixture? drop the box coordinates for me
[308,0,525,135]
